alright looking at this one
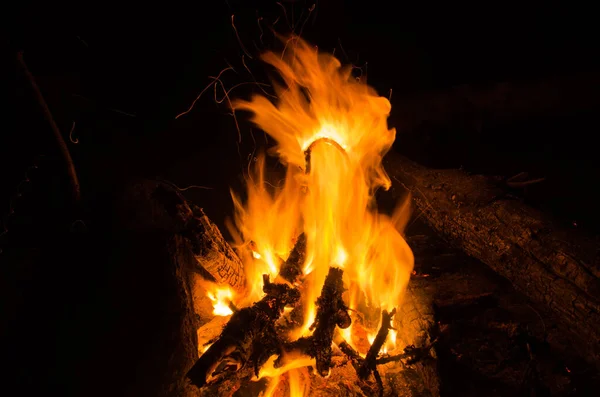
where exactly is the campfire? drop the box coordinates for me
[185,37,433,396]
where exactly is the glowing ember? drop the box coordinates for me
[207,286,235,316]
[214,35,414,395]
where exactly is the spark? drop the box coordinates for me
[337,37,350,63]
[231,15,253,59]
[215,81,273,103]
[281,35,296,60]
[69,121,79,144]
[297,4,316,39]
[159,179,214,191]
[276,2,292,31]
[173,184,213,191]
[257,15,265,46]
[175,66,235,119]
[211,75,242,143]
[242,55,276,98]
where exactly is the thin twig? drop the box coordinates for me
[17,52,81,205]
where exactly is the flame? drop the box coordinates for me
[257,354,314,397]
[206,286,235,316]
[288,368,310,397]
[257,353,315,380]
[228,36,414,395]
[229,155,303,305]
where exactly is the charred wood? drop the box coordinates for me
[186,275,300,388]
[385,153,600,366]
[277,266,350,376]
[278,233,306,284]
[119,180,246,292]
[90,180,205,397]
[184,205,246,293]
[359,308,397,379]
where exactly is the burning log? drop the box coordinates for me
[278,233,307,284]
[91,180,210,397]
[335,309,396,396]
[186,275,300,388]
[385,153,600,366]
[183,205,246,293]
[358,308,397,379]
[119,179,246,293]
[278,266,350,376]
[336,306,438,397]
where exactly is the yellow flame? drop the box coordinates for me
[207,286,234,316]
[257,353,315,380]
[289,368,310,397]
[260,368,310,397]
[227,36,414,394]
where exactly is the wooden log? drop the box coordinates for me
[278,266,350,376]
[80,180,207,397]
[184,205,246,293]
[278,233,306,284]
[359,308,396,380]
[333,276,440,397]
[119,179,246,293]
[186,275,300,389]
[385,153,600,366]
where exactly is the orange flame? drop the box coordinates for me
[228,36,414,394]
[206,285,235,316]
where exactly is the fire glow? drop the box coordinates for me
[206,36,414,395]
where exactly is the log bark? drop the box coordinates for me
[278,266,350,376]
[333,276,440,397]
[359,309,396,380]
[184,205,246,293]
[186,275,300,389]
[85,180,206,397]
[119,180,246,293]
[385,153,600,366]
[278,233,306,284]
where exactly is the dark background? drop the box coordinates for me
[7,0,600,230]
[4,1,600,395]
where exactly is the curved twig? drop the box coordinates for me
[17,52,81,205]
[303,137,349,174]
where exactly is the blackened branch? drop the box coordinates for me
[277,266,351,376]
[358,308,397,379]
[278,233,306,284]
[186,275,300,388]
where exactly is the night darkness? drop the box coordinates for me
[5,1,600,396]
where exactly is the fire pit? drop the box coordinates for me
[182,37,438,396]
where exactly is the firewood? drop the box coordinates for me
[359,308,396,379]
[186,275,300,388]
[184,204,246,293]
[278,233,306,284]
[80,181,205,397]
[119,179,246,293]
[276,266,350,376]
[336,307,437,397]
[385,153,600,366]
